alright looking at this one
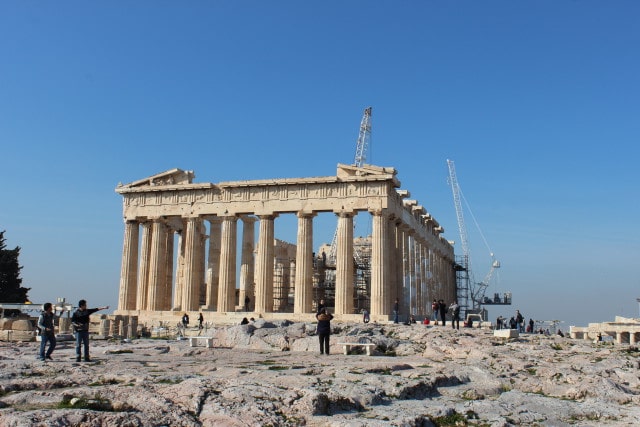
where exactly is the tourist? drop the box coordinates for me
[449,300,460,330]
[317,299,326,314]
[431,299,439,325]
[393,298,399,324]
[515,310,524,332]
[182,313,189,328]
[438,299,447,327]
[362,309,370,324]
[557,329,564,338]
[509,316,517,330]
[496,315,503,330]
[37,302,63,361]
[197,312,204,330]
[71,300,109,362]
[240,317,249,325]
[528,318,534,334]
[316,308,334,355]
[244,295,250,312]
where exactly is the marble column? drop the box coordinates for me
[238,216,256,311]
[393,220,404,316]
[118,220,139,311]
[136,221,152,311]
[217,215,238,313]
[255,215,276,313]
[335,212,354,315]
[204,218,222,310]
[414,239,423,316]
[182,217,205,311]
[173,229,185,311]
[162,228,174,311]
[370,211,388,316]
[294,212,314,314]
[147,219,168,311]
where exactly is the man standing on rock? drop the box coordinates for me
[37,302,63,361]
[438,299,447,327]
[71,300,109,362]
[316,308,334,355]
[449,300,460,330]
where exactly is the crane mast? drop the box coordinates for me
[354,107,372,168]
[447,159,507,317]
[328,107,372,264]
[447,159,471,315]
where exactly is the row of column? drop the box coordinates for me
[117,211,455,316]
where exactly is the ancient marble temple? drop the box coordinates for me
[115,164,456,323]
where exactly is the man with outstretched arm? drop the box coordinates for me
[71,300,109,362]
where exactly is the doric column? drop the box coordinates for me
[182,217,205,311]
[204,218,222,309]
[414,239,423,316]
[173,228,185,311]
[335,212,354,315]
[238,216,256,311]
[162,227,174,311]
[294,212,315,314]
[147,219,168,311]
[136,221,152,311]
[420,244,429,315]
[393,220,404,316]
[118,220,139,311]
[255,215,276,313]
[217,215,238,312]
[370,210,388,316]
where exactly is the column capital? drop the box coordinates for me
[296,211,317,219]
[257,213,279,220]
[240,215,258,224]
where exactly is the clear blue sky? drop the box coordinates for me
[2,1,639,328]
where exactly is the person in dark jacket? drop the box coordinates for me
[37,302,63,361]
[438,299,447,326]
[71,299,109,362]
[316,308,334,355]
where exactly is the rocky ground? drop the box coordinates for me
[1,319,639,426]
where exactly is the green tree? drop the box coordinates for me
[0,230,30,303]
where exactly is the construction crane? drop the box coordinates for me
[447,159,505,317]
[327,107,372,265]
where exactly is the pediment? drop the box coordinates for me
[119,168,195,188]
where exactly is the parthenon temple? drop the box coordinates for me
[115,164,457,324]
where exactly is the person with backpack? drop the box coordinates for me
[71,299,109,362]
[431,299,439,325]
[37,302,63,361]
